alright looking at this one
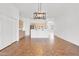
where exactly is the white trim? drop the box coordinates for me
[55,33,79,46]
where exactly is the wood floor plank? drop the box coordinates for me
[0,36,79,56]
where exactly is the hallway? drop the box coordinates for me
[0,36,79,56]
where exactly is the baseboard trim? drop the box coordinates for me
[55,33,79,46]
[0,41,17,52]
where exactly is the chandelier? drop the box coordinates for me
[33,3,46,19]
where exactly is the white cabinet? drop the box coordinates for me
[31,29,49,38]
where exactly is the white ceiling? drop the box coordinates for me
[0,3,79,18]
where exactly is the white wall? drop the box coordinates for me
[55,6,79,46]
[0,4,19,50]
[23,18,30,36]
[0,4,19,20]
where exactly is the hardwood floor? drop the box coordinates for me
[0,36,79,56]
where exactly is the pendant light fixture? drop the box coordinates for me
[33,3,46,19]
